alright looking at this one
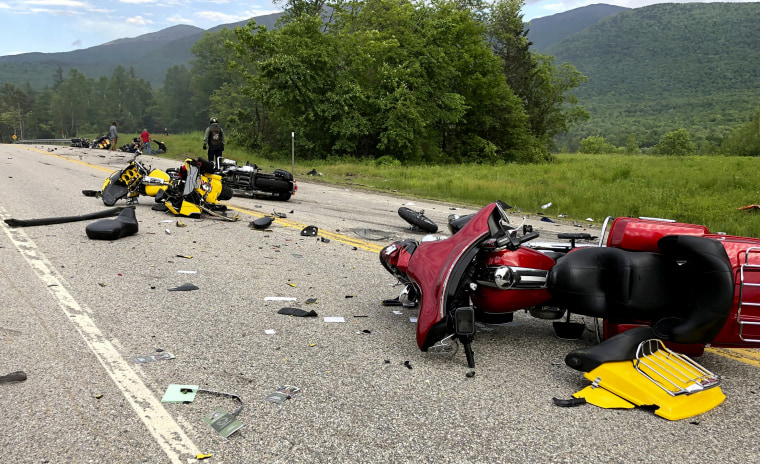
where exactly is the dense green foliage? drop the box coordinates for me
[1,0,587,163]
[548,3,760,151]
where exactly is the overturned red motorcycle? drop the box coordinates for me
[380,201,760,367]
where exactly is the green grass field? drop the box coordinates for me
[134,132,760,237]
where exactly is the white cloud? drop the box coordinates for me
[194,10,249,23]
[120,0,157,4]
[0,2,11,7]
[126,15,152,25]
[166,13,192,24]
[22,0,89,6]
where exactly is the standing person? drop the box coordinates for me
[140,128,152,155]
[164,127,169,137]
[108,121,118,151]
[203,117,225,164]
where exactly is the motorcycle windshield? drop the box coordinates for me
[101,171,128,206]
[407,202,505,350]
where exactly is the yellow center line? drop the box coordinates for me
[707,347,760,368]
[16,145,387,253]
[17,145,117,173]
[227,204,386,253]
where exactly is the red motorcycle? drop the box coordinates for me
[380,201,760,368]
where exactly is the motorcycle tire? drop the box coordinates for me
[218,184,234,201]
[398,207,438,233]
[274,191,292,201]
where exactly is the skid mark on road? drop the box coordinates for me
[0,206,200,464]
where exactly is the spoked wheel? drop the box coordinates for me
[398,207,438,233]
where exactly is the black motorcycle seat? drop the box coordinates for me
[85,207,139,240]
[565,326,654,372]
[548,235,733,344]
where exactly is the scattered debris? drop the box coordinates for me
[176,255,192,259]
[265,296,297,301]
[541,202,552,209]
[552,397,587,407]
[168,283,199,292]
[306,169,322,176]
[0,371,27,383]
[320,237,331,243]
[177,270,197,274]
[301,225,318,236]
[176,221,187,228]
[162,385,245,437]
[5,206,122,228]
[540,217,554,223]
[204,407,245,438]
[738,204,760,211]
[466,371,476,378]
[250,216,274,229]
[272,210,287,218]
[196,454,213,461]
[132,352,175,363]
[264,385,301,403]
[165,229,171,234]
[382,298,403,307]
[264,329,276,335]
[306,298,318,304]
[586,218,594,222]
[324,316,345,323]
[278,307,318,317]
[404,361,413,369]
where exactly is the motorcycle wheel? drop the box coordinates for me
[218,184,234,201]
[274,191,292,201]
[398,207,438,233]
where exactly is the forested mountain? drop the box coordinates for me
[526,3,627,51]
[548,2,760,150]
[0,13,282,89]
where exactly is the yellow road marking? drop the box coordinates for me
[16,144,387,253]
[17,145,117,173]
[228,205,386,253]
[707,347,760,368]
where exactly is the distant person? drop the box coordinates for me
[164,127,169,136]
[203,117,225,164]
[108,121,118,151]
[140,128,152,155]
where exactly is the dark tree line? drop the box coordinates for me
[1,0,590,163]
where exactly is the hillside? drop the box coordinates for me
[0,13,281,89]
[548,2,760,148]
[527,3,627,51]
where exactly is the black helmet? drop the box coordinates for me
[209,117,218,125]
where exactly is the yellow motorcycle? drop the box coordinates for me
[99,155,170,206]
[96,156,236,221]
[159,158,236,221]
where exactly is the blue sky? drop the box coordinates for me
[0,0,754,57]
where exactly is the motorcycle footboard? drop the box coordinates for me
[576,340,725,420]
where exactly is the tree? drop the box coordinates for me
[624,133,641,154]
[233,0,541,162]
[654,128,696,156]
[579,135,617,154]
[487,0,589,145]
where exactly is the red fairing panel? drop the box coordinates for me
[406,204,495,350]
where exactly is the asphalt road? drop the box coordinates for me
[1,144,759,464]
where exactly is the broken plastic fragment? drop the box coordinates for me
[250,216,274,229]
[300,225,318,236]
[306,298,318,304]
[265,329,276,335]
[541,202,552,209]
[265,296,297,301]
[196,454,213,461]
[0,371,27,383]
[324,316,345,323]
[204,407,245,438]
[168,283,199,292]
[278,307,318,317]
